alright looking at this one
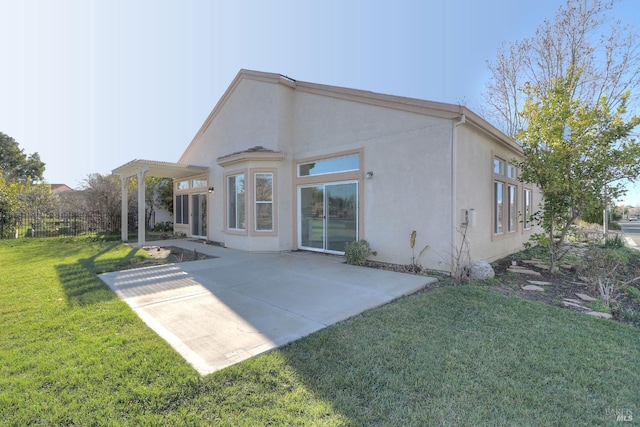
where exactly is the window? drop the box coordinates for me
[508,184,517,232]
[254,173,273,231]
[524,189,532,230]
[175,194,189,224]
[494,156,520,236]
[298,153,359,177]
[494,182,503,234]
[177,180,189,190]
[192,179,207,188]
[227,174,245,230]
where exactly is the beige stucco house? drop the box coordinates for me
[113,69,541,272]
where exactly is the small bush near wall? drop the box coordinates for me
[344,240,377,266]
[153,221,174,232]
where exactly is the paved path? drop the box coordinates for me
[99,240,436,375]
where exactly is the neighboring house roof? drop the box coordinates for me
[51,184,75,193]
[179,69,522,163]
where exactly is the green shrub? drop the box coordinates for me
[620,285,640,299]
[153,221,174,232]
[620,307,640,327]
[344,240,377,266]
[603,233,624,249]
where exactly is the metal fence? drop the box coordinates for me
[0,212,132,239]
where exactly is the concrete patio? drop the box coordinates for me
[99,240,436,375]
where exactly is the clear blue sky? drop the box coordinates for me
[1,0,639,203]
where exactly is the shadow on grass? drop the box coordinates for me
[56,245,145,306]
[277,286,640,425]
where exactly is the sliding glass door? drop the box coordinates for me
[299,181,358,253]
[191,193,207,238]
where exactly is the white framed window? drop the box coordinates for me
[508,184,517,232]
[192,178,207,188]
[524,189,532,230]
[175,194,189,224]
[298,153,360,177]
[254,173,273,231]
[494,181,504,234]
[177,180,189,190]
[494,156,519,236]
[227,174,245,230]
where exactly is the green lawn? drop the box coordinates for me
[1,238,638,425]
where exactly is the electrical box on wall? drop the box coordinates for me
[461,208,476,227]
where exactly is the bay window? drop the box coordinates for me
[255,173,273,231]
[227,174,245,230]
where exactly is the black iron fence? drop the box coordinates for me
[0,212,134,239]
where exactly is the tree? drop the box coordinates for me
[16,181,59,217]
[484,0,640,137]
[516,72,640,272]
[80,173,130,218]
[0,132,45,183]
[143,177,173,229]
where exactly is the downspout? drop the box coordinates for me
[451,113,466,272]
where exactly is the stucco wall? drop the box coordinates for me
[176,72,541,271]
[455,125,542,265]
[290,90,455,269]
[180,78,294,250]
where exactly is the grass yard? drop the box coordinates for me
[1,238,639,425]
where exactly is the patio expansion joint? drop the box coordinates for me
[129,289,212,309]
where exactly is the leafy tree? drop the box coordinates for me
[80,174,173,231]
[0,175,18,216]
[143,177,173,229]
[516,72,640,272]
[16,181,59,217]
[484,0,640,136]
[0,132,45,183]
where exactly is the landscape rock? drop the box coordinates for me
[575,293,596,302]
[522,285,544,291]
[508,267,542,276]
[563,301,588,310]
[527,280,551,286]
[469,260,495,280]
[585,311,613,319]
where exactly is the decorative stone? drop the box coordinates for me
[575,293,596,302]
[563,298,584,305]
[469,260,495,280]
[585,311,612,319]
[508,268,542,276]
[527,280,551,286]
[563,301,588,310]
[522,285,544,291]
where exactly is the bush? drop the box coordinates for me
[344,240,377,266]
[153,221,173,232]
[620,307,640,327]
[603,233,624,249]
